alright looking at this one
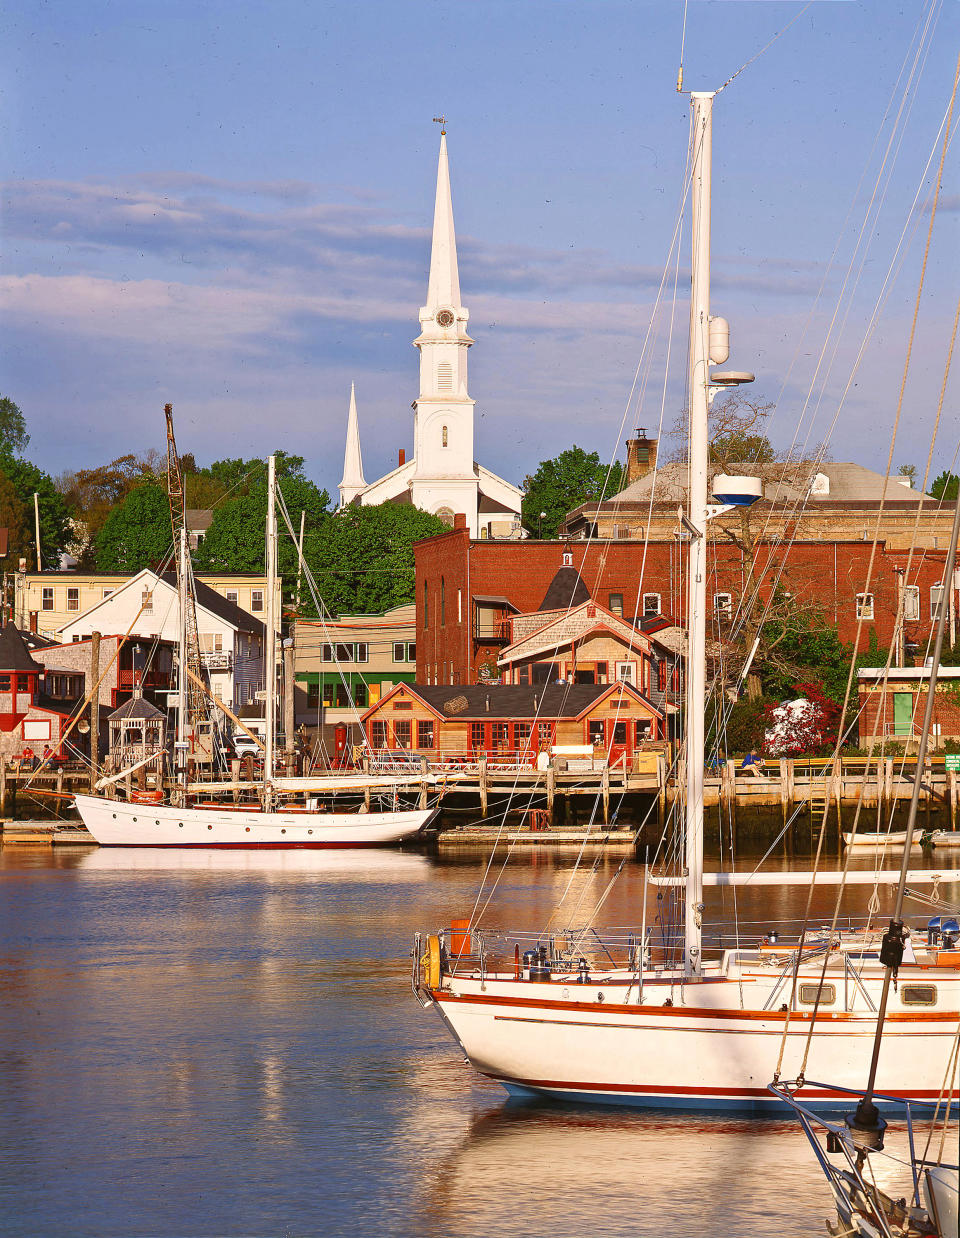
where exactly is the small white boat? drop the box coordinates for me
[74,792,435,848]
[842,828,941,848]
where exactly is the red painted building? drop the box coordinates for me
[414,519,955,686]
[0,624,71,760]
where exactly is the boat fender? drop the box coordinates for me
[596,991,604,1003]
[421,935,442,990]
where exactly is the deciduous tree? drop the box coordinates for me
[521,446,623,539]
[0,396,30,458]
[306,503,446,617]
[95,483,172,572]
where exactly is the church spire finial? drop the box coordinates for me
[424,123,461,313]
[338,382,367,508]
[432,115,446,135]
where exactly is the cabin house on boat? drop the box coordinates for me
[0,624,72,760]
[360,681,665,765]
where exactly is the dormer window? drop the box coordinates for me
[562,553,573,566]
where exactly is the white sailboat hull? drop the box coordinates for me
[74,793,434,848]
[431,969,960,1110]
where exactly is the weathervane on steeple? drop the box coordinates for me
[432,115,446,135]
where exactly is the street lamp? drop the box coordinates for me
[538,511,547,538]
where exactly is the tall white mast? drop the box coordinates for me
[683,91,714,980]
[264,454,277,812]
[176,526,189,803]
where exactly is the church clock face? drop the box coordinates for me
[435,309,455,328]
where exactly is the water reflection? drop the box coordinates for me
[72,846,434,880]
[420,1102,840,1238]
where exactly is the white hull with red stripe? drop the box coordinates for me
[428,963,960,1110]
[74,793,434,847]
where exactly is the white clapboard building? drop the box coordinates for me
[58,568,270,713]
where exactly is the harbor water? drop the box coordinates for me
[0,842,953,1237]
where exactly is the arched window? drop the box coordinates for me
[442,424,448,447]
[440,577,446,626]
[436,506,455,527]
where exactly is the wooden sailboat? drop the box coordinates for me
[411,91,960,1110]
[75,448,438,848]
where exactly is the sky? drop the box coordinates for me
[1,0,958,499]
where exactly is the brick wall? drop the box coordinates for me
[415,531,953,685]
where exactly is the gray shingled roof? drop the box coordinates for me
[606,461,930,506]
[0,624,43,673]
[159,573,266,636]
[406,682,662,719]
[538,567,591,612]
[108,696,166,721]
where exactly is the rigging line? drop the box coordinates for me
[714,2,813,96]
[789,121,960,1082]
[768,0,939,474]
[761,0,938,461]
[582,113,693,562]
[676,0,689,94]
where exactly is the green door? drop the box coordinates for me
[893,692,913,737]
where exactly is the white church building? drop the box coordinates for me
[338,129,523,539]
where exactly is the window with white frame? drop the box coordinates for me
[642,593,661,617]
[102,588,113,599]
[141,590,153,614]
[251,589,264,612]
[562,553,573,567]
[615,661,636,684]
[356,642,368,663]
[393,642,406,663]
[903,584,920,621]
[714,592,732,621]
[930,585,945,621]
[41,587,54,611]
[225,590,238,604]
[65,587,79,611]
[856,593,874,620]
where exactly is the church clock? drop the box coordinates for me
[435,308,455,328]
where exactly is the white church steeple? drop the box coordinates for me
[342,125,522,540]
[411,125,478,524]
[338,382,367,507]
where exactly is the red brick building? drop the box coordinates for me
[857,668,960,744]
[414,518,955,686]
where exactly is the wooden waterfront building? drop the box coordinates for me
[360,681,664,763]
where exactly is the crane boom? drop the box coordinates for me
[164,404,210,740]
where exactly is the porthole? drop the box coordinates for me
[207,825,213,830]
[308,829,313,835]
[132,818,137,823]
[245,827,250,833]
[799,983,836,1006]
[902,984,937,1006]
[179,823,183,828]
[112,813,117,819]
[155,820,160,825]
[281,828,286,834]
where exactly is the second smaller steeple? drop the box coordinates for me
[338,383,367,508]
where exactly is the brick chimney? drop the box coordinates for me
[453,512,467,530]
[398,448,406,467]
[624,428,658,487]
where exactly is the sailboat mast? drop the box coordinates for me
[263,454,277,812]
[176,526,189,800]
[683,91,714,980]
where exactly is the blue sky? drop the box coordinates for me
[1,0,958,496]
